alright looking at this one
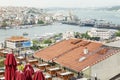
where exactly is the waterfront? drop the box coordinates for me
[0,9,120,42]
[49,9,120,24]
[0,23,92,42]
[75,10,120,24]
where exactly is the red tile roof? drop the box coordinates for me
[34,39,79,61]
[34,39,120,72]
[6,36,29,42]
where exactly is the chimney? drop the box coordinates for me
[84,47,89,54]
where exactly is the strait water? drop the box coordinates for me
[0,9,120,42]
[0,24,92,42]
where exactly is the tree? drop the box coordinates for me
[0,58,4,67]
[115,30,120,37]
[37,20,44,24]
[32,40,40,45]
[1,21,8,27]
[30,40,40,51]
[43,39,52,44]
[74,32,81,38]
[90,37,100,41]
[81,32,90,39]
[53,33,62,38]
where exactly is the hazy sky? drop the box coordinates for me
[0,0,120,8]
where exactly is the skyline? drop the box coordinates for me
[0,0,120,8]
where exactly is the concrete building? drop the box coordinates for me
[63,31,75,40]
[34,39,120,80]
[5,36,32,50]
[88,28,116,40]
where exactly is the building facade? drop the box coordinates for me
[88,28,116,40]
[5,36,32,49]
[63,31,74,40]
[82,51,120,80]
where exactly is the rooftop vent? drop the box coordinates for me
[79,57,86,62]
[84,47,89,54]
[71,40,82,45]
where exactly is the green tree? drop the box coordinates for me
[37,20,44,24]
[30,40,40,51]
[0,58,4,67]
[32,40,40,45]
[81,32,90,39]
[90,37,100,41]
[115,30,120,37]
[53,33,62,38]
[1,21,8,27]
[75,32,81,38]
[43,39,52,44]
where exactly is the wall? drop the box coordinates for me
[83,67,91,78]
[6,41,16,49]
[91,52,120,80]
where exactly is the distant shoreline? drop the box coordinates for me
[0,23,52,30]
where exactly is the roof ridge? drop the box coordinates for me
[55,41,92,59]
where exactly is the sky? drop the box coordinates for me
[0,0,120,8]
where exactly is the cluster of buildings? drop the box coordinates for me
[0,7,55,28]
[0,7,81,28]
[62,28,117,41]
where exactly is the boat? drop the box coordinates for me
[61,21,80,26]
[80,22,95,27]
[80,19,96,27]
[23,32,28,36]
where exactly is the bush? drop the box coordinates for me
[37,20,44,24]
[0,58,5,67]
[115,30,120,37]
[43,39,52,44]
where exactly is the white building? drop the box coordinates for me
[5,36,32,49]
[88,28,116,40]
[63,31,75,40]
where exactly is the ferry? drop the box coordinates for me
[80,19,96,27]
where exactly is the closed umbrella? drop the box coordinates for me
[16,71,26,80]
[23,63,34,74]
[33,70,45,80]
[15,70,20,80]
[5,53,17,80]
[24,68,32,80]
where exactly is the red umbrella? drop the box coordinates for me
[33,70,45,80]
[15,70,20,80]
[5,53,17,80]
[23,63,34,74]
[16,71,26,80]
[24,68,32,80]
